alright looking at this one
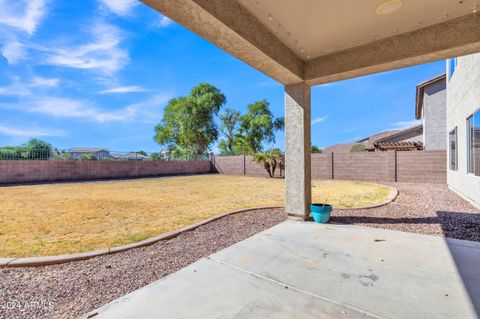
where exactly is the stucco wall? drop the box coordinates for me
[0,160,212,184]
[423,79,447,150]
[446,53,480,208]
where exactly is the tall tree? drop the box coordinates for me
[311,145,323,153]
[238,100,284,154]
[218,108,241,155]
[154,83,226,157]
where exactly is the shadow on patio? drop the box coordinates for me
[331,210,480,316]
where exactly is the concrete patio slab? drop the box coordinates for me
[85,221,480,319]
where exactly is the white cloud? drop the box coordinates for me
[99,0,137,16]
[1,40,27,64]
[391,120,421,130]
[1,93,171,123]
[93,94,171,123]
[0,76,60,96]
[154,15,173,28]
[30,76,59,87]
[42,22,128,74]
[0,123,66,137]
[0,79,31,96]
[21,97,99,119]
[0,0,46,34]
[311,116,327,125]
[98,86,147,94]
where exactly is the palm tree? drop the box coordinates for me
[253,152,273,177]
[253,149,285,178]
[269,148,284,177]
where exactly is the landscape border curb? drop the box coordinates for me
[0,206,283,268]
[333,185,399,210]
[0,185,398,268]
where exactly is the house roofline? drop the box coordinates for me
[415,73,446,120]
[376,124,423,143]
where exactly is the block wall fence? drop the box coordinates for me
[212,151,447,183]
[0,151,446,184]
[0,160,212,184]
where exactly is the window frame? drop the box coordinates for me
[467,109,480,177]
[449,127,458,171]
[467,115,474,174]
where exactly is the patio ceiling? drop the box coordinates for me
[142,0,480,86]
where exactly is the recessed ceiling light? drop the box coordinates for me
[376,0,403,16]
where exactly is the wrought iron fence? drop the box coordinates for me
[0,148,210,161]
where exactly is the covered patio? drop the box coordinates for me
[87,221,480,318]
[86,0,480,317]
[139,0,480,220]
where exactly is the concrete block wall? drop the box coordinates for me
[397,151,446,183]
[212,155,282,177]
[332,152,396,182]
[0,151,447,185]
[211,156,245,175]
[213,151,446,184]
[0,160,212,184]
[311,154,332,179]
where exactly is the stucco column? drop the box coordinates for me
[285,83,311,220]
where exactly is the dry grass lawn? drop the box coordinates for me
[0,175,391,257]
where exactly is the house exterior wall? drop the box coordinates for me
[446,53,480,208]
[422,80,447,150]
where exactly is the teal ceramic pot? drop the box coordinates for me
[310,204,332,223]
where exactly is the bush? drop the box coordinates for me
[79,154,97,161]
[351,144,365,152]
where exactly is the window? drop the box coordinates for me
[448,58,457,80]
[467,109,480,176]
[449,127,458,171]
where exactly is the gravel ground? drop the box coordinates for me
[0,208,286,319]
[1,182,479,319]
[332,182,480,241]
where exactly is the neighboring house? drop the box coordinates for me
[446,53,480,208]
[68,148,110,160]
[323,142,366,153]
[112,152,148,161]
[366,125,424,151]
[324,125,423,153]
[415,74,447,150]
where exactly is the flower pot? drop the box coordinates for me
[310,203,332,223]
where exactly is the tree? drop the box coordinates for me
[22,139,52,159]
[268,148,284,177]
[0,139,52,160]
[218,108,241,155]
[238,100,284,154]
[154,83,226,157]
[311,145,323,153]
[149,152,160,160]
[136,151,147,156]
[351,144,366,152]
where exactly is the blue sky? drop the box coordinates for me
[0,0,446,152]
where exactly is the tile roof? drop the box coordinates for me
[365,130,402,150]
[68,148,109,152]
